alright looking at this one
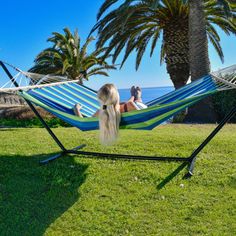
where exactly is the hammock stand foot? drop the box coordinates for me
[40,152,65,165]
[183,157,196,178]
[40,144,86,165]
[188,157,197,176]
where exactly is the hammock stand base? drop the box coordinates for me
[40,149,192,165]
[38,104,235,177]
[1,61,235,176]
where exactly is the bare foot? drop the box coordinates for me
[135,86,142,102]
[130,86,136,97]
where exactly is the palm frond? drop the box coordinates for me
[29,28,114,82]
[93,0,235,72]
[97,0,119,20]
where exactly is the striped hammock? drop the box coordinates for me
[16,65,236,131]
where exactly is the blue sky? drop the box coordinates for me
[0,0,235,89]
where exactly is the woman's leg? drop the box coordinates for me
[119,86,137,112]
[120,86,146,113]
[134,86,143,103]
[128,86,136,102]
[134,87,148,109]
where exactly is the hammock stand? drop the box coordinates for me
[1,60,235,176]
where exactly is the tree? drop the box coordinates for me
[92,0,190,89]
[189,0,235,81]
[186,0,235,122]
[91,0,236,89]
[29,28,116,84]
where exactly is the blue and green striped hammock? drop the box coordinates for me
[15,65,235,131]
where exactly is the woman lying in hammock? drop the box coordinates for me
[74,83,147,145]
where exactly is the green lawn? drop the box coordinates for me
[0,125,235,235]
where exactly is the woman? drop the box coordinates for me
[74,84,147,145]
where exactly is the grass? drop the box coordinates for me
[0,124,235,235]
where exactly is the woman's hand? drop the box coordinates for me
[75,103,82,110]
[74,103,83,117]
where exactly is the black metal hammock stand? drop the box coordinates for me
[0,60,235,176]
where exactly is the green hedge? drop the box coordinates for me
[0,117,71,128]
[212,89,236,123]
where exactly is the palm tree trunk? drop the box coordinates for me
[189,0,210,79]
[163,20,190,90]
[185,0,218,123]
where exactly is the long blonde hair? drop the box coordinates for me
[97,84,121,145]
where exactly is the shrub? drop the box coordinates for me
[0,106,71,127]
[0,117,71,128]
[212,89,236,123]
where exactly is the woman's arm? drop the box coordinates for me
[74,103,100,118]
[74,104,83,117]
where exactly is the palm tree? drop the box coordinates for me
[92,0,190,89]
[189,0,235,81]
[186,0,235,122]
[91,0,236,89]
[29,28,116,84]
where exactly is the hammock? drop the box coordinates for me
[1,61,235,131]
[18,70,236,131]
[1,60,236,176]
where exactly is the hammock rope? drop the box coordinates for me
[1,62,235,93]
[0,79,82,92]
[0,61,81,92]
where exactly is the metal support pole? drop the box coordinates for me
[0,61,67,152]
[187,106,236,176]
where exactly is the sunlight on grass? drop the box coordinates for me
[0,125,235,235]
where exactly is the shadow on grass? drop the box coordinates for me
[157,162,189,190]
[0,128,24,131]
[0,153,88,235]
